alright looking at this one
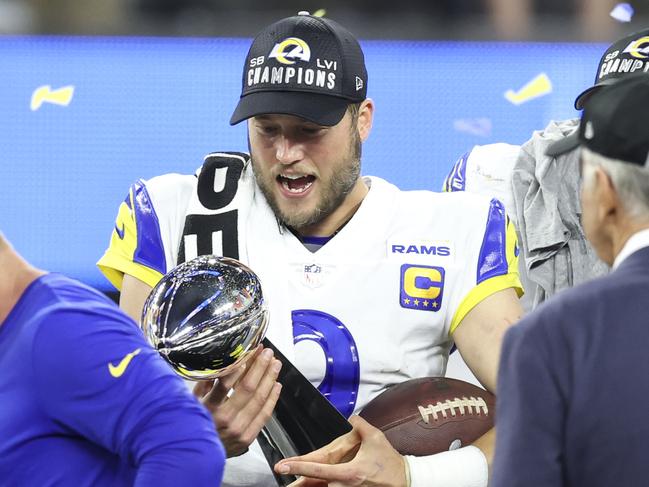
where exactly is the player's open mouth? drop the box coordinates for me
[277,174,316,194]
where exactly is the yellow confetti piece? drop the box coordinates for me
[504,73,552,105]
[30,85,75,111]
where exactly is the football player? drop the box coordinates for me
[98,12,523,487]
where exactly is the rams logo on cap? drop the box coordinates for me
[399,264,445,312]
[269,37,311,65]
[623,36,649,59]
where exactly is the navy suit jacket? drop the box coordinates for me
[493,246,649,487]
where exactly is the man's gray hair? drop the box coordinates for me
[582,147,649,221]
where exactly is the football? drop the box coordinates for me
[359,377,495,456]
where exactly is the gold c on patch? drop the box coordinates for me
[399,264,445,311]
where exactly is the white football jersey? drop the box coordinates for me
[98,153,521,486]
[442,143,536,313]
[442,143,519,227]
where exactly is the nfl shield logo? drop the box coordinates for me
[302,263,324,288]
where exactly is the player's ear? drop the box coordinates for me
[356,98,374,142]
[594,166,618,222]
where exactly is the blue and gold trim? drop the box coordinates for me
[131,180,166,275]
[450,198,523,334]
[442,150,469,192]
[476,198,508,284]
[97,180,166,290]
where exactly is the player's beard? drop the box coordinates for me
[251,129,362,233]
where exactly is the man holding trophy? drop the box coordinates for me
[98,11,524,487]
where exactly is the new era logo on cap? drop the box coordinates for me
[230,12,368,126]
[579,75,649,167]
[548,74,649,160]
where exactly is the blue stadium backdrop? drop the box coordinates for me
[0,36,603,290]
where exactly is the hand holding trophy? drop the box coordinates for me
[141,255,351,486]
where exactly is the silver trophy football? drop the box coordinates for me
[141,255,269,380]
[141,255,351,486]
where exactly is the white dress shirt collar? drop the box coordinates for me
[612,228,649,270]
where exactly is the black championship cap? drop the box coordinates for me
[577,75,649,167]
[574,28,649,110]
[546,29,649,157]
[230,12,368,126]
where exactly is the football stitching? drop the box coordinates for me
[417,396,489,423]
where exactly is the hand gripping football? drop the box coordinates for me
[359,377,495,456]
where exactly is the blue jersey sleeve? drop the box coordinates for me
[97,180,168,290]
[442,150,470,192]
[30,301,225,486]
[449,197,523,333]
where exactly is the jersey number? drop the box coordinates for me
[178,153,248,264]
[292,310,360,418]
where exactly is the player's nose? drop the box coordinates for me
[274,135,303,165]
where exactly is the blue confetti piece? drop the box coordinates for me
[453,118,492,137]
[610,3,634,22]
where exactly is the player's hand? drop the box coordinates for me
[274,415,407,487]
[193,345,282,457]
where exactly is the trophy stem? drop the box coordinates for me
[258,338,352,486]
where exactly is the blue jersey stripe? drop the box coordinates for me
[301,235,331,246]
[477,198,508,284]
[132,180,167,276]
[444,151,469,192]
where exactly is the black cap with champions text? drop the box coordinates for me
[546,29,649,158]
[230,12,368,126]
[574,28,649,110]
